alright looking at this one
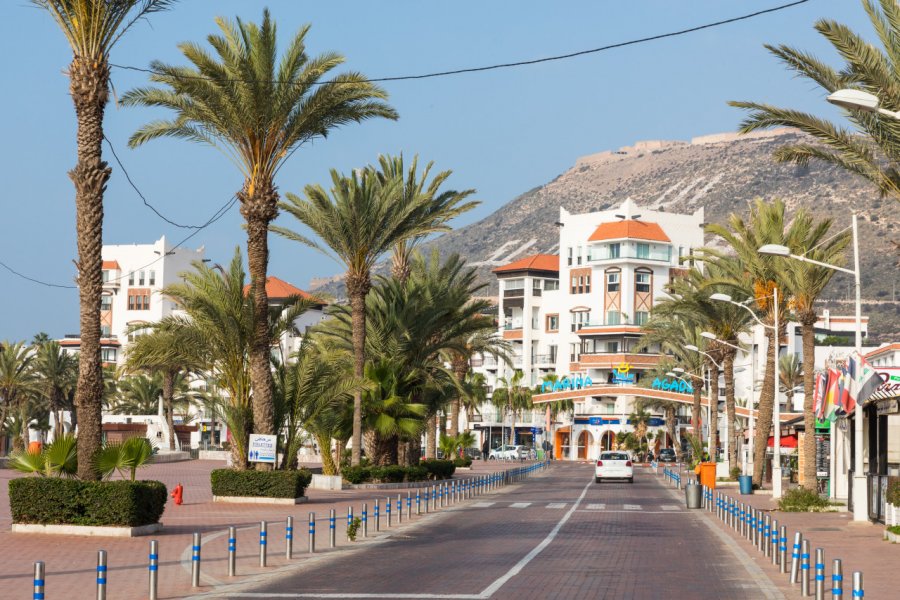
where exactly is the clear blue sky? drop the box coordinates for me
[0,0,872,340]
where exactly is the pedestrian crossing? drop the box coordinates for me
[470,501,682,512]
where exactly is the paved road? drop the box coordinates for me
[212,463,782,600]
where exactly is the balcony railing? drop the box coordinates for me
[503,288,525,297]
[503,323,524,331]
[532,354,556,365]
[589,248,672,263]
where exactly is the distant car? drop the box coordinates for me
[595,451,634,483]
[658,448,677,463]
[489,444,525,460]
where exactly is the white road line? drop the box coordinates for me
[623,504,642,510]
[661,505,680,511]
[586,503,605,510]
[546,503,566,509]
[220,594,482,599]
[478,479,593,599]
[509,502,532,508]
[472,502,495,508]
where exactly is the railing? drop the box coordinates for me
[590,248,672,263]
[532,354,556,364]
[502,288,525,297]
[503,323,523,331]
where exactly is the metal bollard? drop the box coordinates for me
[791,532,803,584]
[431,486,437,511]
[416,489,421,515]
[832,559,843,598]
[33,561,45,600]
[815,548,825,600]
[764,515,772,557]
[329,509,336,548]
[362,502,368,537]
[149,539,160,599]
[739,503,746,537]
[374,499,381,531]
[801,539,811,596]
[852,571,863,598]
[191,532,201,587]
[308,512,316,553]
[424,488,430,514]
[397,494,403,524]
[259,520,268,567]
[347,506,354,539]
[286,516,293,560]
[780,526,788,573]
[386,496,392,527]
[771,519,780,564]
[438,484,444,508]
[96,550,107,600]
[757,510,765,551]
[227,527,236,577]
[406,491,412,519]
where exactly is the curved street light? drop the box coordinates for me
[826,88,900,119]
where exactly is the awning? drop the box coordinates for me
[767,434,798,448]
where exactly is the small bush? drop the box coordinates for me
[405,465,428,481]
[371,465,406,483]
[9,478,167,527]
[421,459,456,480]
[341,464,433,484]
[210,469,312,499]
[729,467,741,481]
[778,487,831,512]
[453,456,473,468]
[341,465,372,484]
[886,480,900,507]
[346,516,362,541]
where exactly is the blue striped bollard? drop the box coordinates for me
[438,484,444,508]
[329,509,336,547]
[227,527,236,576]
[757,511,766,552]
[386,496,392,526]
[347,506,354,540]
[780,526,788,573]
[801,539,811,596]
[191,532,201,587]
[791,532,803,584]
[416,489,421,515]
[424,488,430,514]
[33,561,45,600]
[771,519,780,564]
[815,548,825,600]
[739,503,746,537]
[431,486,437,511]
[259,521,268,567]
[374,499,381,531]
[764,515,772,558]
[397,494,403,524]
[406,491,412,519]
[96,550,108,600]
[852,572,863,598]
[149,540,160,598]
[286,516,294,559]
[308,512,316,553]
[362,502,368,537]
[832,559,843,598]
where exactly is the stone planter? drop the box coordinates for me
[12,523,162,537]
[152,451,191,463]
[198,450,230,461]
[884,528,900,544]
[213,496,308,505]
[309,474,343,490]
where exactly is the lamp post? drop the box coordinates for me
[711,290,783,499]
[685,344,720,464]
[672,366,710,459]
[758,213,864,521]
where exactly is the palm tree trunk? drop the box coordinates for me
[691,385,702,442]
[708,361,719,464]
[70,57,112,481]
[449,358,467,437]
[425,417,437,459]
[346,277,370,466]
[723,350,737,473]
[800,319,817,490]
[162,370,176,451]
[316,433,337,475]
[753,326,778,486]
[665,405,681,463]
[241,183,278,470]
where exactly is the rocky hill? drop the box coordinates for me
[312,128,900,343]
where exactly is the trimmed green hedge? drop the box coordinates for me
[453,456,473,468]
[421,459,456,480]
[210,469,312,498]
[340,462,451,484]
[886,480,900,507]
[9,478,167,527]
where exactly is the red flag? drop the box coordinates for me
[813,372,827,419]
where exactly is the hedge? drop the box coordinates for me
[9,478,167,527]
[210,469,312,498]
[887,480,900,507]
[340,462,451,484]
[421,459,456,480]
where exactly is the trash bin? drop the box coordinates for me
[698,462,717,490]
[685,482,702,509]
[739,475,753,495]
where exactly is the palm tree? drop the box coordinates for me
[32,0,175,480]
[122,9,397,458]
[111,374,164,416]
[778,353,803,414]
[729,0,900,202]
[627,408,652,461]
[0,342,36,454]
[32,341,78,439]
[276,173,476,466]
[490,370,532,446]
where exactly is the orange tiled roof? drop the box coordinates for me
[493,254,559,274]
[102,260,121,270]
[243,276,320,301]
[866,343,900,360]
[588,220,671,243]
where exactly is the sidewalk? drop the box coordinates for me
[0,458,536,600]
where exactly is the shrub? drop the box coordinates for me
[777,487,831,512]
[886,480,900,507]
[342,464,432,484]
[421,459,455,480]
[729,467,741,481]
[372,465,406,483]
[9,478,167,527]
[210,469,312,499]
[405,465,428,481]
[341,465,372,484]
[453,456,473,468]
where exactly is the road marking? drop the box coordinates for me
[546,503,566,509]
[623,504,642,510]
[509,502,531,508]
[586,503,605,510]
[219,594,483,599]
[472,502,495,508]
[661,505,680,511]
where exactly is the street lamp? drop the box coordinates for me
[711,290,784,499]
[759,214,864,521]
[826,89,900,119]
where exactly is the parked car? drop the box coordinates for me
[595,451,634,483]
[658,448,677,463]
[489,444,525,460]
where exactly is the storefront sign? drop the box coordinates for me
[248,434,277,463]
[611,361,636,385]
[877,399,899,416]
[587,417,621,425]
[651,377,693,393]
[541,374,594,393]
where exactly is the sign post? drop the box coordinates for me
[248,434,278,464]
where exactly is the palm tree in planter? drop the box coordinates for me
[123,9,397,467]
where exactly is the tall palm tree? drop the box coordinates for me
[778,353,803,414]
[122,9,396,459]
[111,373,164,416]
[0,342,37,454]
[729,0,900,202]
[490,370,532,446]
[32,341,78,439]
[275,165,476,465]
[32,0,175,480]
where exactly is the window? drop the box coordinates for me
[505,278,524,290]
[567,247,573,266]
[531,307,540,330]
[128,291,150,311]
[139,271,146,286]
[636,272,651,293]
[549,345,557,362]
[102,270,110,283]
[635,311,650,325]
[576,246,582,265]
[571,311,590,331]
[569,343,579,363]
[544,279,559,291]
[607,341,619,353]
[585,275,591,294]
[100,296,112,311]
[149,270,156,286]
[546,314,559,332]
[128,272,135,285]
[606,272,620,292]
[100,348,117,363]
[609,243,620,259]
[100,325,111,337]
[636,243,650,259]
[570,275,578,294]
[607,310,621,325]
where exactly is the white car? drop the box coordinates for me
[595,451,634,483]
[489,444,525,460]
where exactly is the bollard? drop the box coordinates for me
[764,514,772,557]
[757,510,765,551]
[286,516,293,560]
[780,526,788,573]
[739,503,746,537]
[362,502,368,538]
[347,506,354,539]
[33,561,45,600]
[852,572,863,598]
[149,540,160,599]
[424,488,430,514]
[832,559,843,598]
[438,484,444,508]
[771,519,780,564]
[308,512,316,553]
[801,539,811,596]
[416,489,421,515]
[329,509,336,548]
[386,496,392,527]
[374,499,381,532]
[96,550,107,600]
[456,481,461,503]
[227,527,236,577]
[406,491,412,519]
[397,494,403,524]
[259,521,268,567]
[431,486,437,511]
[815,548,825,600]
[791,532,803,584]
[191,532,201,587]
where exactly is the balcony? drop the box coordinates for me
[577,322,646,336]
[502,288,525,298]
[578,352,662,368]
[532,354,557,366]
[589,247,672,263]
